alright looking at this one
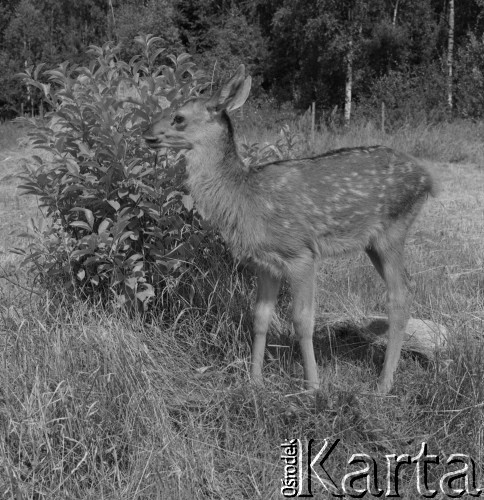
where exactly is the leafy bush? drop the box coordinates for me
[15,35,223,311]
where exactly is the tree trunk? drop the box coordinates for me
[447,0,454,112]
[108,0,115,39]
[344,39,353,127]
[311,101,316,144]
[392,0,399,26]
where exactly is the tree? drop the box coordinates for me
[340,0,369,125]
[174,0,268,86]
[4,0,49,66]
[3,0,50,113]
[114,0,182,59]
[447,0,455,111]
[268,0,375,117]
[454,32,484,117]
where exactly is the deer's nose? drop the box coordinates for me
[142,124,159,139]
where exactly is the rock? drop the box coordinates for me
[363,316,448,359]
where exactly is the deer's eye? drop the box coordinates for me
[173,115,185,125]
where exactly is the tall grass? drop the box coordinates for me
[305,119,484,164]
[238,106,484,165]
[0,121,24,152]
[2,260,483,498]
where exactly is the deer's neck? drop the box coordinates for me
[184,135,262,257]
[185,135,246,215]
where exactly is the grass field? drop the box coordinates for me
[0,118,483,499]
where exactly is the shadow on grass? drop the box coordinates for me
[265,316,439,385]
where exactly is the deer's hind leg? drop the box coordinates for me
[288,256,319,391]
[366,218,417,394]
[250,268,281,384]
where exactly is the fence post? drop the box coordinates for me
[381,102,385,134]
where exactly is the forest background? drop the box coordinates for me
[0,0,481,127]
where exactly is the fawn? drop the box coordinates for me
[143,65,433,394]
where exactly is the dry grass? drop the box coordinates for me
[1,120,483,498]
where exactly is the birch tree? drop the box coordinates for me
[341,0,368,126]
[447,0,454,111]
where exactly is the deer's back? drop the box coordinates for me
[235,146,432,265]
[249,146,431,218]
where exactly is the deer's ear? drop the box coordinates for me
[206,65,252,113]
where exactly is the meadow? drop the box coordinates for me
[0,116,483,499]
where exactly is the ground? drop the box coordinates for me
[0,121,483,499]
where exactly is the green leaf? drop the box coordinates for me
[66,159,80,176]
[108,200,120,211]
[71,249,93,259]
[117,231,134,243]
[16,232,36,240]
[98,219,111,234]
[136,284,155,303]
[78,143,92,158]
[124,277,138,289]
[70,221,92,231]
[71,208,95,230]
[125,253,143,266]
[84,208,94,229]
[181,194,194,212]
